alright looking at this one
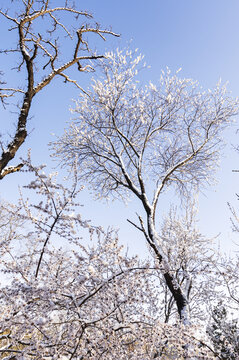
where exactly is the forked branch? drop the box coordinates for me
[0,0,119,179]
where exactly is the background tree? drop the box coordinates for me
[53,49,239,323]
[0,0,118,179]
[204,198,239,359]
[207,302,239,360]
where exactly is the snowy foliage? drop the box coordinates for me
[0,162,221,359]
[1,2,239,359]
[52,49,239,324]
[207,302,239,359]
[54,49,239,201]
[157,204,218,324]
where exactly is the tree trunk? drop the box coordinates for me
[147,213,190,325]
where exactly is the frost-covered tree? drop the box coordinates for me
[0,162,217,359]
[207,302,239,360]
[0,160,153,358]
[0,0,118,179]
[53,49,239,323]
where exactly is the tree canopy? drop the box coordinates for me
[0,1,239,359]
[53,49,239,323]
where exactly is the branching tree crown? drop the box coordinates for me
[53,49,239,323]
[0,0,118,179]
[54,50,238,203]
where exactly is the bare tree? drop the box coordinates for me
[0,0,118,179]
[53,49,239,324]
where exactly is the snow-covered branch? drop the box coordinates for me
[0,0,119,180]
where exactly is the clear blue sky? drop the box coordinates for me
[1,0,239,255]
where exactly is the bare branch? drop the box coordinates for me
[0,1,119,179]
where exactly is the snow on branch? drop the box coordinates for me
[0,0,119,180]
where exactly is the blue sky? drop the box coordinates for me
[1,0,239,255]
